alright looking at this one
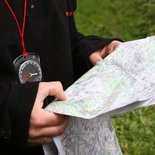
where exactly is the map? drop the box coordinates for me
[43,36,155,155]
[43,116,122,155]
[45,35,155,119]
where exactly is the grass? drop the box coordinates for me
[74,0,155,154]
[112,107,155,155]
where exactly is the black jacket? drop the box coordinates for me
[0,0,117,154]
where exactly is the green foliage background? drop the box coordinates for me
[75,0,155,41]
[74,0,155,154]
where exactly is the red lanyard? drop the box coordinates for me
[4,0,28,57]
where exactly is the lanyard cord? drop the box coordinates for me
[4,0,28,57]
[66,0,73,16]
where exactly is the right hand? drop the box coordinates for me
[89,40,122,65]
[28,82,69,145]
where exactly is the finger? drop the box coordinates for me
[106,41,121,54]
[37,117,69,137]
[100,48,109,58]
[89,52,103,65]
[33,110,68,127]
[28,136,52,145]
[29,116,69,139]
[42,112,68,127]
[36,82,66,103]
[48,82,66,101]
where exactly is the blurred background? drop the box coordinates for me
[75,0,155,154]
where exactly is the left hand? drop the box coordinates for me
[28,82,69,145]
[89,40,122,65]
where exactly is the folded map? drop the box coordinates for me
[45,35,155,119]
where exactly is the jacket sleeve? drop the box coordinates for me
[72,33,121,79]
[0,46,39,148]
[69,0,122,79]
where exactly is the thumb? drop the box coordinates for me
[89,52,102,65]
[34,82,66,108]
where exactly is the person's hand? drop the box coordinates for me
[89,40,122,65]
[28,82,69,145]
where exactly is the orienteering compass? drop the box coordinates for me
[5,0,42,84]
[13,53,42,84]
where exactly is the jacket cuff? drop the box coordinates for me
[73,35,122,79]
[13,82,39,148]
[78,35,123,60]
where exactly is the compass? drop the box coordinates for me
[13,53,42,84]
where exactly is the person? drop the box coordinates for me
[0,0,121,154]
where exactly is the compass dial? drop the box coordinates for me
[18,59,42,84]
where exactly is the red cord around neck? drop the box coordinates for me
[4,0,29,57]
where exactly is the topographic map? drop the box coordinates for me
[46,36,155,118]
[43,36,155,155]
